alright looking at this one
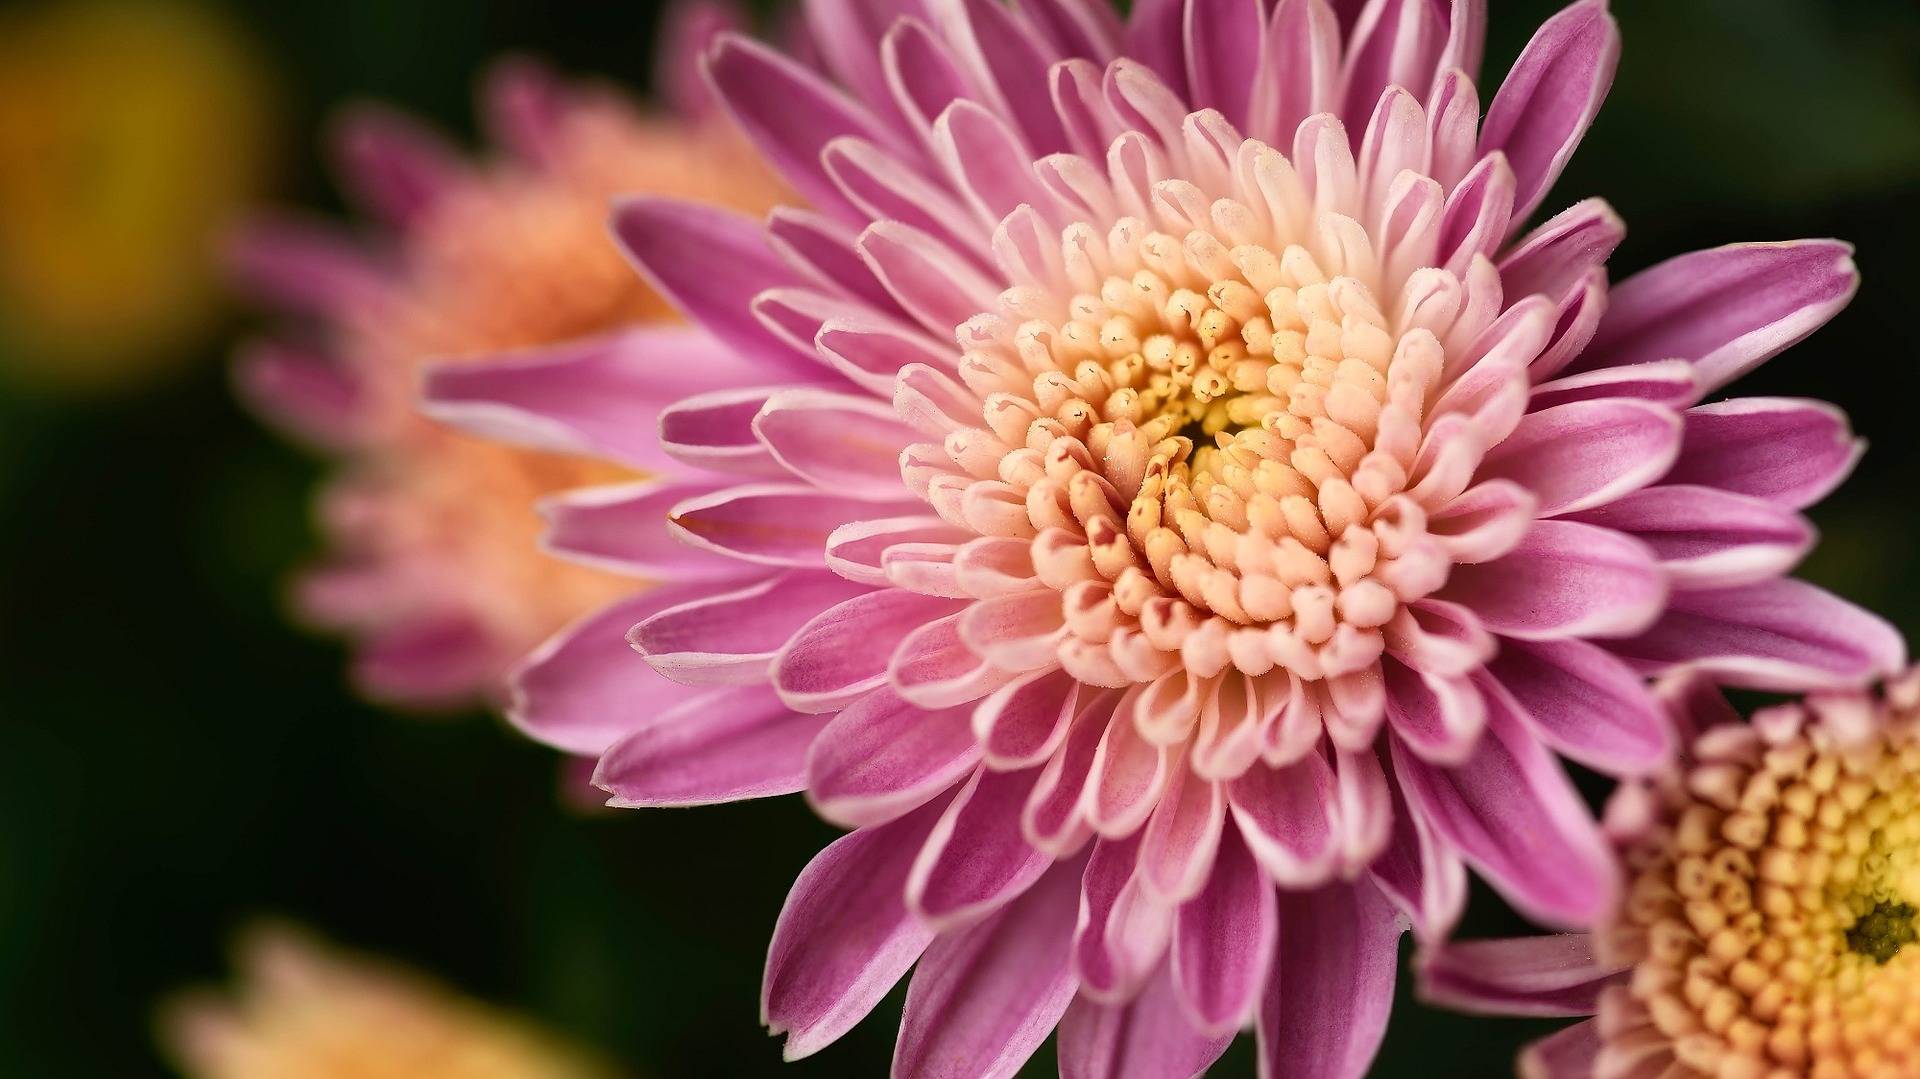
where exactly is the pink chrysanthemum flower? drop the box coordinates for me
[428,0,1902,1073]
[1421,667,1920,1078]
[230,8,785,708]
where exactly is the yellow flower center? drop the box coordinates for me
[1599,701,1920,1077]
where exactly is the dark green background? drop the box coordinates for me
[2,0,1917,1074]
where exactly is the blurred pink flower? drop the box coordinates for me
[1420,667,1920,1078]
[429,0,1900,1072]
[231,7,785,709]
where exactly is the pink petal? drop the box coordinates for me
[510,587,715,755]
[1024,700,1112,854]
[801,0,921,136]
[419,329,750,470]
[1339,0,1446,130]
[1496,197,1624,304]
[776,589,965,712]
[880,16,978,138]
[818,316,960,395]
[1528,359,1697,411]
[610,197,816,373]
[766,207,903,312]
[937,0,1070,153]
[891,611,1021,708]
[753,388,916,498]
[1417,934,1619,1018]
[669,484,921,567]
[352,615,500,709]
[1058,965,1234,1079]
[1441,520,1666,641]
[826,515,969,586]
[1171,819,1276,1036]
[1479,398,1682,517]
[1368,766,1466,942]
[1123,0,1189,96]
[763,796,949,1061]
[631,572,871,686]
[1136,765,1226,904]
[480,57,566,165]
[1610,578,1906,691]
[653,0,744,118]
[1476,0,1619,225]
[594,683,823,807]
[327,104,462,227]
[858,221,1002,336]
[806,688,981,828]
[223,214,387,314]
[1520,1019,1603,1079]
[1662,398,1863,510]
[1382,660,1486,765]
[232,341,363,450]
[1486,636,1671,777]
[539,480,746,579]
[893,855,1085,1079]
[975,669,1081,769]
[908,765,1054,930]
[1226,753,1340,887]
[1257,875,1402,1079]
[1565,484,1814,589]
[1086,696,1176,837]
[705,33,906,220]
[1264,0,1342,139]
[1073,834,1174,1000]
[1392,683,1618,928]
[1579,240,1859,395]
[1185,0,1267,131]
[658,386,790,477]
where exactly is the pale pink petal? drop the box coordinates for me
[539,479,746,579]
[224,213,387,314]
[806,688,981,828]
[892,855,1085,1079]
[419,329,742,471]
[1226,753,1340,887]
[1662,398,1863,510]
[936,0,1070,153]
[1171,819,1276,1036]
[654,0,744,117]
[512,586,720,754]
[659,386,791,477]
[826,515,970,586]
[353,615,500,708]
[1185,0,1267,132]
[1476,0,1619,225]
[1417,934,1619,1017]
[753,388,917,498]
[1495,197,1623,304]
[631,572,872,686]
[858,220,1003,336]
[610,197,819,373]
[1382,660,1486,765]
[1257,875,1402,1079]
[891,611,1022,708]
[1579,240,1859,395]
[594,683,824,807]
[1340,0,1446,130]
[1441,520,1666,641]
[776,589,965,712]
[1073,833,1174,1000]
[1528,359,1697,411]
[763,795,950,1061]
[1058,965,1233,1079]
[1136,764,1226,903]
[706,33,909,220]
[1480,399,1681,517]
[1392,683,1618,928]
[1265,0,1342,139]
[669,484,923,567]
[1610,578,1906,691]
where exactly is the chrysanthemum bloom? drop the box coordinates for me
[159,923,612,1079]
[231,8,785,707]
[1421,667,1920,1078]
[428,0,1902,1073]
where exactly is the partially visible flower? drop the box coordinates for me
[159,923,615,1079]
[0,0,275,390]
[428,0,1901,1074]
[231,6,785,708]
[1422,667,1920,1078]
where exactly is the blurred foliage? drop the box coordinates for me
[0,0,1916,1075]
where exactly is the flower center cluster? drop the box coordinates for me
[1599,702,1920,1076]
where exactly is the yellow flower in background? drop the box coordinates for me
[0,1,276,391]
[158,923,616,1079]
